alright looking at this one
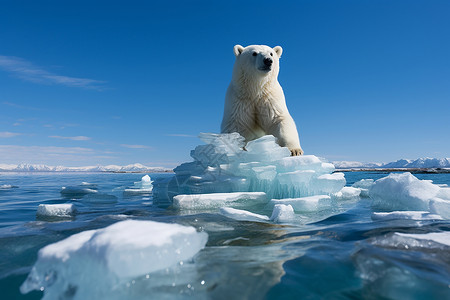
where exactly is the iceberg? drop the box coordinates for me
[20,220,208,299]
[351,179,374,197]
[152,133,346,207]
[36,204,76,218]
[124,175,153,194]
[219,207,270,222]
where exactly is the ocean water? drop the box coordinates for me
[0,171,449,299]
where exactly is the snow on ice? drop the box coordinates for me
[36,204,76,218]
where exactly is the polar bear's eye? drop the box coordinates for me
[252,52,257,56]
[270,52,273,56]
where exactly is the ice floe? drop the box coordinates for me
[219,207,270,222]
[20,220,208,299]
[124,175,153,194]
[351,179,374,197]
[173,192,268,210]
[152,133,345,206]
[36,204,76,218]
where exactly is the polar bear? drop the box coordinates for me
[221,44,304,156]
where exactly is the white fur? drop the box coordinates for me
[221,44,303,155]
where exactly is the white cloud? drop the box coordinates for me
[49,135,91,141]
[0,131,21,138]
[0,55,106,90]
[120,144,153,149]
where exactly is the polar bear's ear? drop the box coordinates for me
[273,46,283,58]
[233,45,245,57]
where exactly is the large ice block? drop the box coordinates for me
[36,204,76,218]
[20,220,208,299]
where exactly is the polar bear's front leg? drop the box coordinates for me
[268,116,304,156]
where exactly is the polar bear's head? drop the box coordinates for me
[232,44,283,80]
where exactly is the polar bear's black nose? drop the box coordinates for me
[264,57,273,66]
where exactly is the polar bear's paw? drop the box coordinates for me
[290,148,304,156]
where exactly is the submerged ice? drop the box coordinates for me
[21,220,208,299]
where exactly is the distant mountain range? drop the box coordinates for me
[0,163,171,173]
[1,158,449,172]
[333,158,450,169]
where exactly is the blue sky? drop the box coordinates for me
[0,0,449,167]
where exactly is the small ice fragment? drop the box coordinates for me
[268,195,332,212]
[219,207,269,222]
[0,184,18,189]
[173,192,268,209]
[36,204,76,218]
[333,187,361,200]
[270,204,295,223]
[124,175,153,194]
[371,211,443,221]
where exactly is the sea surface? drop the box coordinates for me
[0,171,449,299]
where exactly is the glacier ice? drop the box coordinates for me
[173,192,268,210]
[219,207,270,222]
[124,175,153,194]
[20,220,208,299]
[152,133,346,207]
[61,184,98,197]
[36,204,76,218]
[270,204,295,223]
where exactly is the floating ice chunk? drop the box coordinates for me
[437,187,450,200]
[369,172,440,211]
[0,184,18,189]
[429,198,450,219]
[219,207,269,222]
[36,204,76,218]
[395,232,450,247]
[173,192,268,209]
[61,186,98,197]
[371,211,443,221]
[124,175,153,194]
[270,204,295,223]
[333,186,361,200]
[268,195,332,212]
[311,173,346,194]
[352,179,374,197]
[21,220,208,298]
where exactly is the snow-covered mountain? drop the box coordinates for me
[333,158,450,169]
[0,163,171,173]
